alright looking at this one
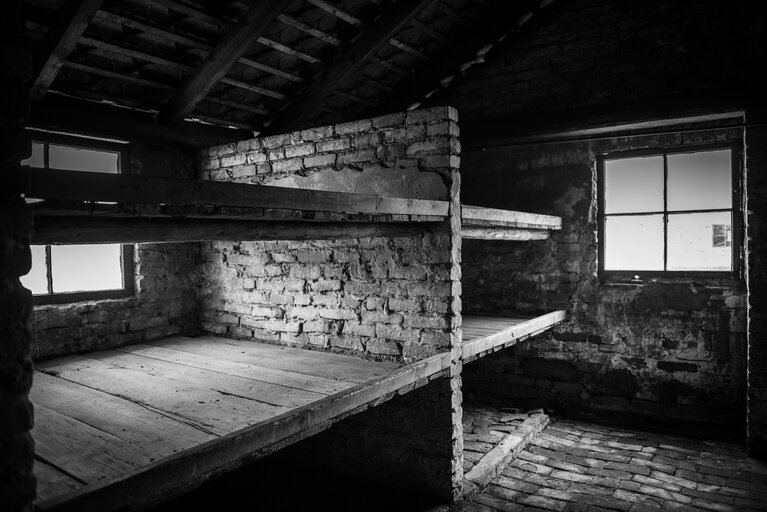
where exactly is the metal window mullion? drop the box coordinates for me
[663,153,668,271]
[45,245,53,294]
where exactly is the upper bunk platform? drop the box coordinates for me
[32,335,451,512]
[14,167,449,244]
[462,311,566,362]
[461,205,562,241]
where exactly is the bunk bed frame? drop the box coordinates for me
[19,168,566,511]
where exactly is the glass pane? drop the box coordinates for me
[20,245,48,295]
[22,143,45,168]
[49,145,119,173]
[668,149,731,211]
[667,212,732,271]
[604,156,664,214]
[51,244,123,293]
[604,214,664,270]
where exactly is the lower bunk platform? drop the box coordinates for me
[31,311,564,511]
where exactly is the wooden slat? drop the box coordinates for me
[461,227,551,241]
[265,0,434,134]
[150,336,400,384]
[31,372,215,453]
[462,311,566,360]
[277,14,342,46]
[34,460,84,505]
[20,168,450,218]
[158,0,293,124]
[462,205,562,230]
[116,343,355,395]
[31,218,436,244]
[31,0,105,99]
[33,404,150,484]
[36,355,287,435]
[307,0,362,25]
[86,350,326,408]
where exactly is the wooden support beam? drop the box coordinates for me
[158,0,293,124]
[19,167,450,218]
[32,218,434,244]
[265,0,433,134]
[462,205,562,230]
[461,227,550,241]
[30,95,248,149]
[31,0,105,99]
[277,14,342,46]
[307,0,362,25]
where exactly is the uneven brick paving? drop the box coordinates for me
[461,419,767,512]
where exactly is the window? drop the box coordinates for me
[598,144,740,279]
[20,133,134,303]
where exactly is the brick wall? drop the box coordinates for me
[0,1,35,510]
[746,125,767,456]
[31,147,201,360]
[436,0,764,125]
[460,128,749,439]
[198,107,460,364]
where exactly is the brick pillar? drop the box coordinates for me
[746,124,767,458]
[0,0,36,510]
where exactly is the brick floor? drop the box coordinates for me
[463,403,543,475]
[460,418,767,512]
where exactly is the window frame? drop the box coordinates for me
[25,131,135,305]
[597,142,742,281]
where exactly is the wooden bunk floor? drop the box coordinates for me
[462,311,566,362]
[31,336,434,512]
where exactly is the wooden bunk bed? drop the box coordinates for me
[19,168,565,510]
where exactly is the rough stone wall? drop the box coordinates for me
[460,128,748,439]
[435,0,765,124]
[198,107,460,363]
[0,1,35,509]
[32,243,200,359]
[746,125,767,456]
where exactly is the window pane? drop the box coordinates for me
[51,244,123,293]
[604,214,664,270]
[22,143,45,168]
[604,156,664,214]
[49,145,119,173]
[667,212,732,271]
[20,245,48,295]
[668,150,731,211]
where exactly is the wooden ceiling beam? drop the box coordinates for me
[265,0,434,134]
[277,14,342,46]
[31,0,105,99]
[94,9,302,83]
[306,0,362,25]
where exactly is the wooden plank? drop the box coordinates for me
[36,355,288,435]
[31,0,105,100]
[33,404,150,484]
[462,311,566,360]
[158,0,293,124]
[34,459,84,505]
[461,227,551,241]
[30,372,215,453]
[20,167,450,218]
[306,0,362,25]
[149,336,399,384]
[117,343,356,395]
[85,350,326,408]
[31,218,435,244]
[265,0,435,134]
[37,352,451,512]
[462,205,562,230]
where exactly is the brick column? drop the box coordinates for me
[746,124,767,457]
[0,1,36,510]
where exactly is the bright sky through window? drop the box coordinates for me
[602,148,734,274]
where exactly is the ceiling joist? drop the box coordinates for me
[31,0,105,100]
[265,0,434,134]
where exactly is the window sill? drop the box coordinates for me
[32,290,136,307]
